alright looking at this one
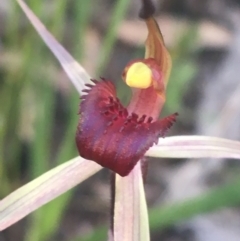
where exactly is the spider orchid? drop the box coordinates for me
[1,0,240,241]
[75,3,178,177]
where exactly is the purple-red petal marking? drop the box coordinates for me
[76,79,177,176]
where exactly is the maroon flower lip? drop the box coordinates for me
[76,79,177,176]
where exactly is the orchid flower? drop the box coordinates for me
[75,3,177,177]
[1,0,240,240]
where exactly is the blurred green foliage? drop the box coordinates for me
[77,176,240,241]
[2,0,240,241]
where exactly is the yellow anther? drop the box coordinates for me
[125,62,152,89]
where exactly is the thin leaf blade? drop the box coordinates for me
[0,157,102,231]
[146,135,240,159]
[16,0,91,95]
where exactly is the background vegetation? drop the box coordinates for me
[1,0,240,240]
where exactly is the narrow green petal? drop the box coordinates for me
[16,0,91,95]
[114,162,150,241]
[0,157,102,231]
[146,135,240,159]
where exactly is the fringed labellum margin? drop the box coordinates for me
[76,78,177,177]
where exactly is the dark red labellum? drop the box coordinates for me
[76,79,177,176]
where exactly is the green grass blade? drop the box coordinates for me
[96,0,130,74]
[73,0,92,60]
[149,178,240,230]
[35,92,80,240]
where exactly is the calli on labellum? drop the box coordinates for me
[75,0,178,176]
